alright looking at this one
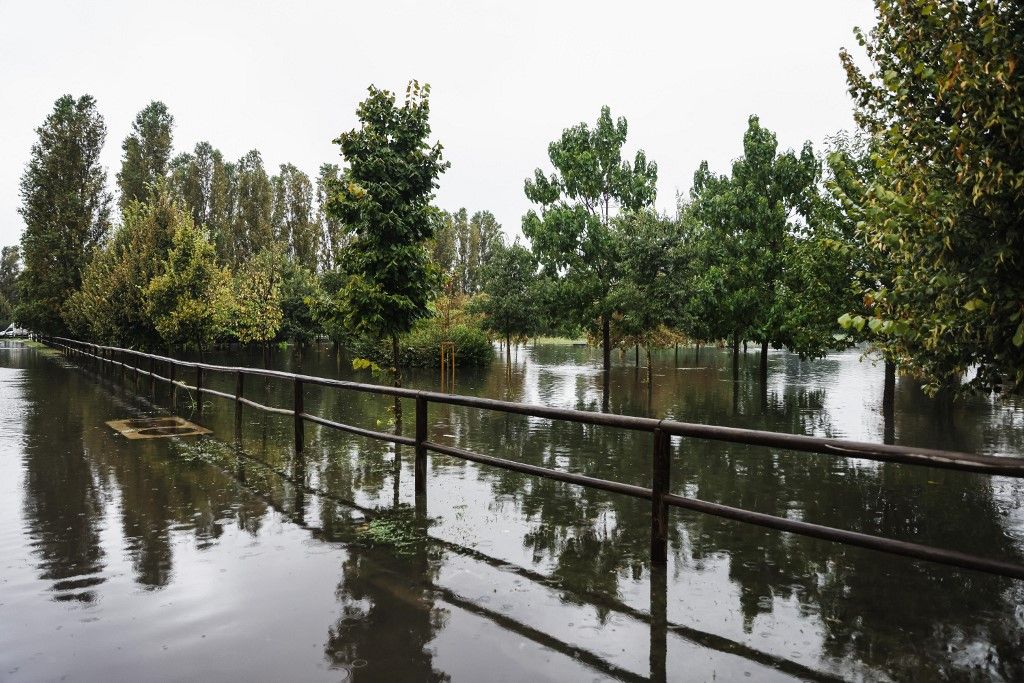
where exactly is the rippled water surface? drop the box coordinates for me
[1,340,1023,681]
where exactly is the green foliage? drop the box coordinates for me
[690,115,821,356]
[146,219,231,350]
[117,101,174,211]
[350,312,494,369]
[429,207,505,293]
[17,94,112,333]
[272,163,319,271]
[475,241,541,342]
[315,163,348,271]
[840,0,1024,393]
[522,105,657,371]
[228,150,274,266]
[278,259,324,345]
[0,246,20,309]
[323,81,449,368]
[229,245,284,345]
[62,186,183,346]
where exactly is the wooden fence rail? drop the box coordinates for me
[43,335,1024,580]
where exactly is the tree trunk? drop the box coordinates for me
[732,333,740,381]
[695,342,701,365]
[646,345,652,384]
[883,359,896,411]
[506,334,511,364]
[391,334,401,387]
[760,340,769,385]
[635,344,640,366]
[602,316,611,375]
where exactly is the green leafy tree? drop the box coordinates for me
[117,101,174,210]
[466,210,503,293]
[228,150,273,266]
[0,246,21,309]
[316,163,347,271]
[229,245,284,352]
[146,220,231,353]
[17,94,112,333]
[839,0,1024,393]
[323,81,449,374]
[607,211,682,381]
[476,241,541,362]
[279,259,324,347]
[523,105,658,376]
[63,186,183,346]
[272,163,319,271]
[690,116,819,381]
[169,141,218,232]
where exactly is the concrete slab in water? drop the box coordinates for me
[105,416,210,440]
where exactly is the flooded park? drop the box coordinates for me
[1,339,1023,681]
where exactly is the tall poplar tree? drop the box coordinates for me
[18,94,112,333]
[522,106,658,376]
[117,101,174,210]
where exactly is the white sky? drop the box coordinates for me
[0,0,876,247]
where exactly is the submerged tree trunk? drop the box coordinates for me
[760,340,769,385]
[694,342,701,365]
[635,344,640,366]
[602,316,611,375]
[506,334,511,365]
[732,333,740,381]
[391,334,401,386]
[645,345,653,384]
[883,359,896,411]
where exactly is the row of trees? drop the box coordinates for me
[8,0,1023,396]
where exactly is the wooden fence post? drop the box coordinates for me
[196,366,204,415]
[651,427,670,564]
[294,378,304,453]
[415,395,428,498]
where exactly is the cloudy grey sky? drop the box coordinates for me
[0,0,876,247]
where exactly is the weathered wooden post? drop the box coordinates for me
[650,562,668,682]
[651,427,670,564]
[195,366,204,416]
[293,378,304,453]
[415,395,428,499]
[169,361,177,405]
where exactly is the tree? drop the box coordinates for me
[117,101,174,210]
[228,150,273,266]
[0,246,21,309]
[467,210,503,292]
[169,141,218,232]
[146,219,231,353]
[279,259,324,348]
[18,94,112,333]
[839,0,1024,394]
[523,105,658,376]
[607,211,681,382]
[272,164,319,271]
[476,242,541,363]
[229,246,284,355]
[315,163,347,271]
[63,186,182,347]
[323,82,449,375]
[690,116,818,382]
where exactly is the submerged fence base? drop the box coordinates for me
[43,336,1024,581]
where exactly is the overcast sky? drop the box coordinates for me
[0,0,876,247]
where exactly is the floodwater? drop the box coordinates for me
[1,339,1023,681]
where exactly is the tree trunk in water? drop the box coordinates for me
[883,359,896,411]
[635,344,639,366]
[646,345,652,384]
[695,342,701,365]
[506,334,511,365]
[602,316,611,375]
[732,334,740,381]
[760,340,769,385]
[743,340,748,354]
[262,342,270,369]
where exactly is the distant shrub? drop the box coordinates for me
[349,315,494,368]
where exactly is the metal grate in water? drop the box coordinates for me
[105,416,211,440]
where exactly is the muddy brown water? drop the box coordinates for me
[1,340,1023,681]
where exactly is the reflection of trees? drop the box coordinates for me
[20,361,106,602]
[325,544,449,679]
